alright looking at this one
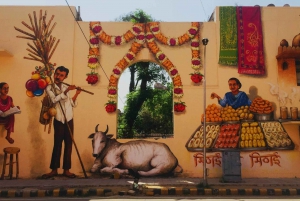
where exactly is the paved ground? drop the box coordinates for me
[1,174,300,197]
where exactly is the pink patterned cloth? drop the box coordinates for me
[0,96,15,132]
[237,6,265,75]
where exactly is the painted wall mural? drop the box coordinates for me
[3,5,300,179]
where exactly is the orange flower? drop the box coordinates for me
[90,21,99,27]
[116,58,128,69]
[162,59,174,70]
[173,76,182,86]
[90,30,95,37]
[89,48,99,55]
[192,50,199,58]
[191,22,200,28]
[124,30,135,42]
[109,75,118,84]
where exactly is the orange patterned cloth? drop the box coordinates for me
[237,6,265,75]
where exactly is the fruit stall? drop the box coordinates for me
[188,97,294,153]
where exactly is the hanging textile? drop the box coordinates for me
[218,6,238,66]
[237,6,265,75]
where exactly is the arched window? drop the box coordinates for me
[117,62,173,139]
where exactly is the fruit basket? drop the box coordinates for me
[239,121,268,151]
[260,121,295,150]
[185,123,220,152]
[212,123,240,152]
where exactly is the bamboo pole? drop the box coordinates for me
[26,48,40,57]
[28,14,37,36]
[21,21,34,31]
[14,27,35,39]
[17,36,35,40]
[48,39,60,61]
[33,11,39,37]
[27,43,39,54]
[23,56,43,63]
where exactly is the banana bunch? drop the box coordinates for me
[240,121,266,148]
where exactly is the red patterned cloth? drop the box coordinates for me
[237,6,265,75]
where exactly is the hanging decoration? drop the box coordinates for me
[105,24,145,112]
[89,21,202,113]
[146,25,185,112]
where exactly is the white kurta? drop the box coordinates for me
[46,83,77,124]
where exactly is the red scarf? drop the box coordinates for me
[237,6,265,75]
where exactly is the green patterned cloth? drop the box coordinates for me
[218,6,238,66]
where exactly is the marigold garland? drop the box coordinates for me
[147,22,202,80]
[145,25,184,104]
[88,21,205,112]
[148,22,200,46]
[107,24,145,102]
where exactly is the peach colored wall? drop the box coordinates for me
[0,5,300,179]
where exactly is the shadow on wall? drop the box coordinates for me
[248,86,261,101]
[26,97,46,178]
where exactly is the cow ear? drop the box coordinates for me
[88,133,95,138]
[106,134,113,139]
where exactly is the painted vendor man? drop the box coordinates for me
[42,66,81,179]
[211,77,251,109]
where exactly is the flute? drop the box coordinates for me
[61,82,94,95]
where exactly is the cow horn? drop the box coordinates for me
[95,124,99,132]
[103,125,109,134]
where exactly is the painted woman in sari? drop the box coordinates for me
[0,82,19,144]
[211,77,251,109]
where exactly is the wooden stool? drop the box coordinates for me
[1,147,20,180]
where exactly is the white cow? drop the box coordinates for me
[88,124,182,177]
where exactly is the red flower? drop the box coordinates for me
[115,36,122,45]
[92,25,102,33]
[191,42,199,47]
[190,73,203,83]
[170,69,178,76]
[126,53,134,60]
[188,28,197,35]
[174,102,186,112]
[90,38,99,44]
[169,38,176,46]
[158,54,165,60]
[174,88,183,94]
[113,68,121,75]
[132,27,141,34]
[108,89,117,95]
[136,34,145,40]
[105,101,117,113]
[86,73,99,85]
[151,27,159,32]
[146,34,154,40]
[88,57,98,63]
[192,60,200,65]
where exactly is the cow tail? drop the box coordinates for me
[173,164,183,173]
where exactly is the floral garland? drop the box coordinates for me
[147,22,202,83]
[106,23,145,105]
[88,21,204,112]
[146,25,184,105]
[148,22,199,46]
[87,22,144,85]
